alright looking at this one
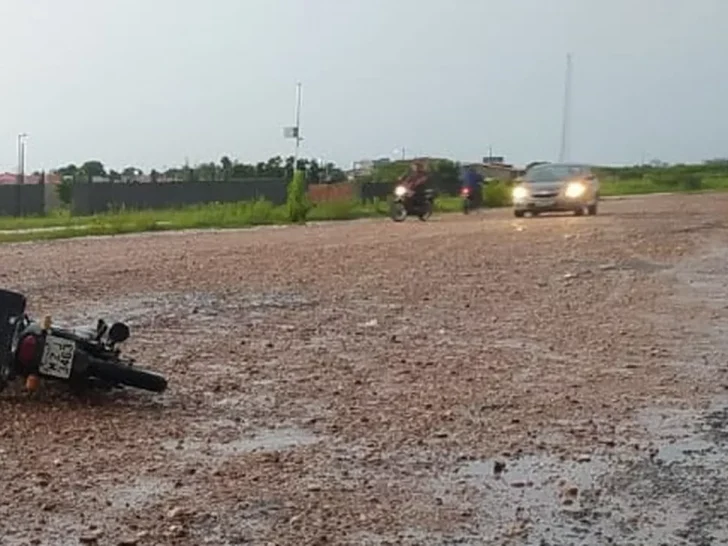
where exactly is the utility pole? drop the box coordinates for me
[293,82,303,168]
[558,53,572,163]
[283,83,304,173]
[17,133,28,184]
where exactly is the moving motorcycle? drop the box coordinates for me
[390,184,435,222]
[460,186,482,214]
[0,288,168,394]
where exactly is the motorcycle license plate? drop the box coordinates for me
[39,335,76,379]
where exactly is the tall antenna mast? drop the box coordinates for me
[558,53,572,162]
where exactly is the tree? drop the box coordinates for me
[57,164,78,177]
[57,178,73,205]
[220,156,233,182]
[284,156,296,178]
[326,163,347,183]
[266,156,281,173]
[195,162,218,182]
[232,162,256,178]
[306,159,321,183]
[81,160,106,178]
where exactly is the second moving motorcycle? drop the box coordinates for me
[461,186,482,214]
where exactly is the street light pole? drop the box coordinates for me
[17,133,28,185]
[15,133,28,216]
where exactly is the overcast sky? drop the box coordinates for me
[1,0,726,172]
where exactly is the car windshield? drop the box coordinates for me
[525,164,587,183]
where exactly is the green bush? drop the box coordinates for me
[680,174,703,191]
[482,181,512,207]
[286,169,311,223]
[57,178,73,205]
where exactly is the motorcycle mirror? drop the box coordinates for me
[108,322,130,344]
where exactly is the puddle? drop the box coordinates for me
[433,398,728,544]
[440,453,611,543]
[0,477,176,546]
[100,476,174,509]
[656,437,717,464]
[591,401,728,544]
[619,257,673,273]
[164,426,321,462]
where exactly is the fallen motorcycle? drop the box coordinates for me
[0,288,168,394]
[390,185,435,222]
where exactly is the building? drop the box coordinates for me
[0,172,61,185]
[347,157,392,179]
[462,156,522,182]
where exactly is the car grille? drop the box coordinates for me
[532,191,558,198]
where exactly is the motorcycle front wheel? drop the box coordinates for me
[90,358,168,393]
[390,201,407,222]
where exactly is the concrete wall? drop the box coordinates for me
[71,179,288,215]
[307,181,359,203]
[0,184,46,216]
[44,182,61,213]
[360,181,392,202]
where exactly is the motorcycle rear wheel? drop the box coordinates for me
[418,201,433,221]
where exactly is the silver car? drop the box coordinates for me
[511,163,600,218]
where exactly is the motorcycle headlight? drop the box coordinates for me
[512,186,528,200]
[565,182,586,198]
[394,185,407,197]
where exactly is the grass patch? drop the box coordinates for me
[1,176,727,244]
[600,175,728,196]
[0,194,469,244]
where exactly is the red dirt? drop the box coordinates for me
[1,193,727,545]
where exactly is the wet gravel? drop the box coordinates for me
[1,193,728,545]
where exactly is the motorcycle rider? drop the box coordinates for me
[397,160,429,206]
[461,165,484,206]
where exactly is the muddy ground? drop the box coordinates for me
[1,193,728,545]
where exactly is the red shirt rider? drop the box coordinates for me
[398,161,428,191]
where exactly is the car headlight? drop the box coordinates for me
[565,182,586,198]
[512,186,528,200]
[394,185,407,197]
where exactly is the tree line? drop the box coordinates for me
[54,155,347,184]
[51,155,728,188]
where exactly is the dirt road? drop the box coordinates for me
[1,193,728,545]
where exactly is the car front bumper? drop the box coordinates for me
[513,195,591,212]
